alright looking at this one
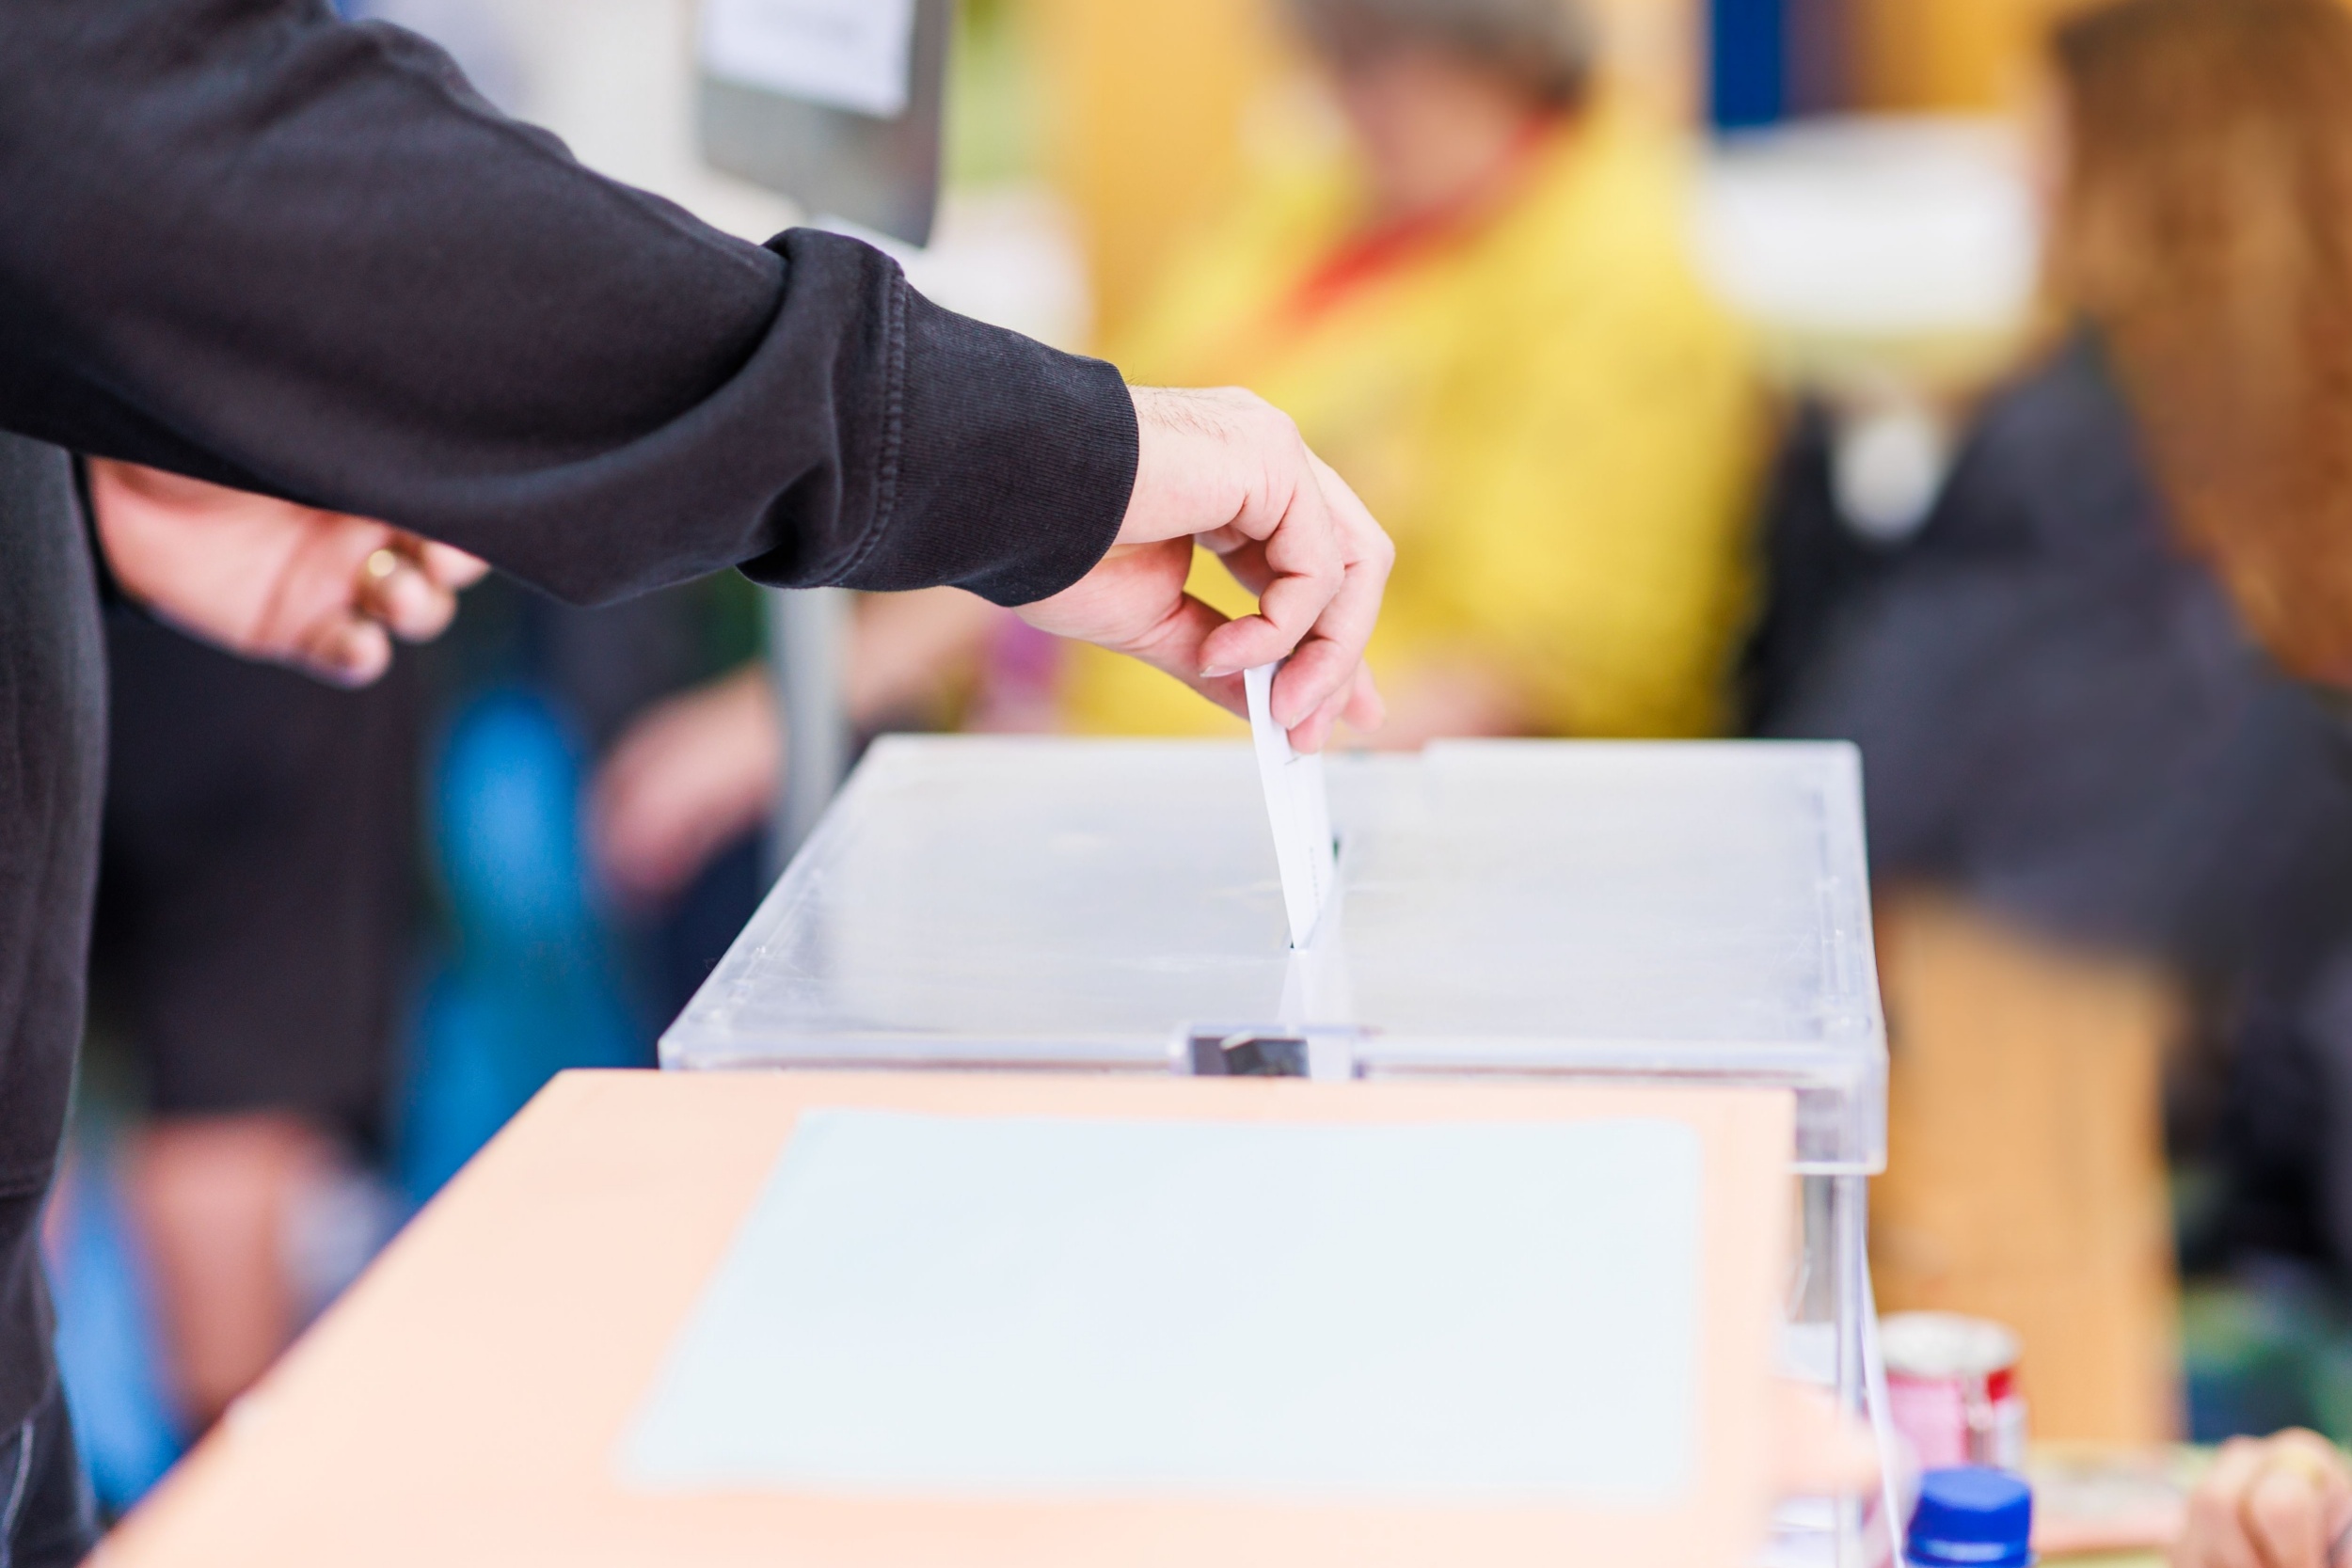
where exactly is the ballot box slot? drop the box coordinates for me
[1183,1025,1368,1081]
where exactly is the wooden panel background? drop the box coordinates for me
[1871,892,2185,1443]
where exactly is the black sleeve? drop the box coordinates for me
[0,0,1136,608]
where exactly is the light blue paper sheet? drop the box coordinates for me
[620,1110,1701,1505]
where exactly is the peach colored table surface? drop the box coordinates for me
[98,1069,1794,1568]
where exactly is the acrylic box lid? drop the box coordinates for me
[661,737,1886,1172]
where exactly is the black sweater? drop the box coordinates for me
[0,0,1138,606]
[0,0,1139,1430]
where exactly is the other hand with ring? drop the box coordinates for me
[86,459,489,688]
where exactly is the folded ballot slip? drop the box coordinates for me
[1246,663,1339,950]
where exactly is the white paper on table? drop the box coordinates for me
[1246,664,1338,950]
[620,1109,1704,1501]
[698,0,917,119]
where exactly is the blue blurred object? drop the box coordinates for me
[1908,1467,2035,1568]
[44,1140,183,1513]
[397,690,644,1204]
[1711,0,1789,130]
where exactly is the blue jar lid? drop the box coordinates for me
[1908,1467,2034,1568]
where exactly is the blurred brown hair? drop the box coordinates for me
[2052,0,2352,679]
[1284,0,1596,108]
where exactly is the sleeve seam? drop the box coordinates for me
[826,268,909,587]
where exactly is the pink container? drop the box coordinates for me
[1883,1312,2028,1471]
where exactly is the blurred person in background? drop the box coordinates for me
[1761,0,2352,1450]
[1068,0,1762,747]
[589,590,1005,911]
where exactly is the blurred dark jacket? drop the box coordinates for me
[1765,336,2352,979]
[1760,336,2352,1276]
[0,438,103,1435]
[92,611,421,1148]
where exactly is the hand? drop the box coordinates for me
[86,459,488,688]
[1016,387,1392,752]
[589,666,783,907]
[589,592,1000,907]
[2177,1433,2352,1568]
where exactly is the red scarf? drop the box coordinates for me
[1276,108,1571,331]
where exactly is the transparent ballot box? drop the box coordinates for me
[663,736,1897,1564]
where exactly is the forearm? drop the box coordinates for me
[0,0,1134,608]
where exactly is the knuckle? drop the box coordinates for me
[1248,399,1299,440]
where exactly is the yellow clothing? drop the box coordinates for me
[1062,108,1763,740]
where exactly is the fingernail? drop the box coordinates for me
[1202,666,1238,680]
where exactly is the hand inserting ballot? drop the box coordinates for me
[1015,386,1393,754]
[86,457,489,688]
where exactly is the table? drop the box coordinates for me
[100,1069,1790,1568]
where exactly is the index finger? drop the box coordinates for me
[1199,473,1344,677]
[1268,457,1393,737]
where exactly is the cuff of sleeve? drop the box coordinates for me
[839,281,1136,607]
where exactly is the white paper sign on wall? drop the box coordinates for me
[699,0,919,120]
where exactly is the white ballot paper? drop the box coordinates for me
[699,0,918,119]
[1247,664,1339,949]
